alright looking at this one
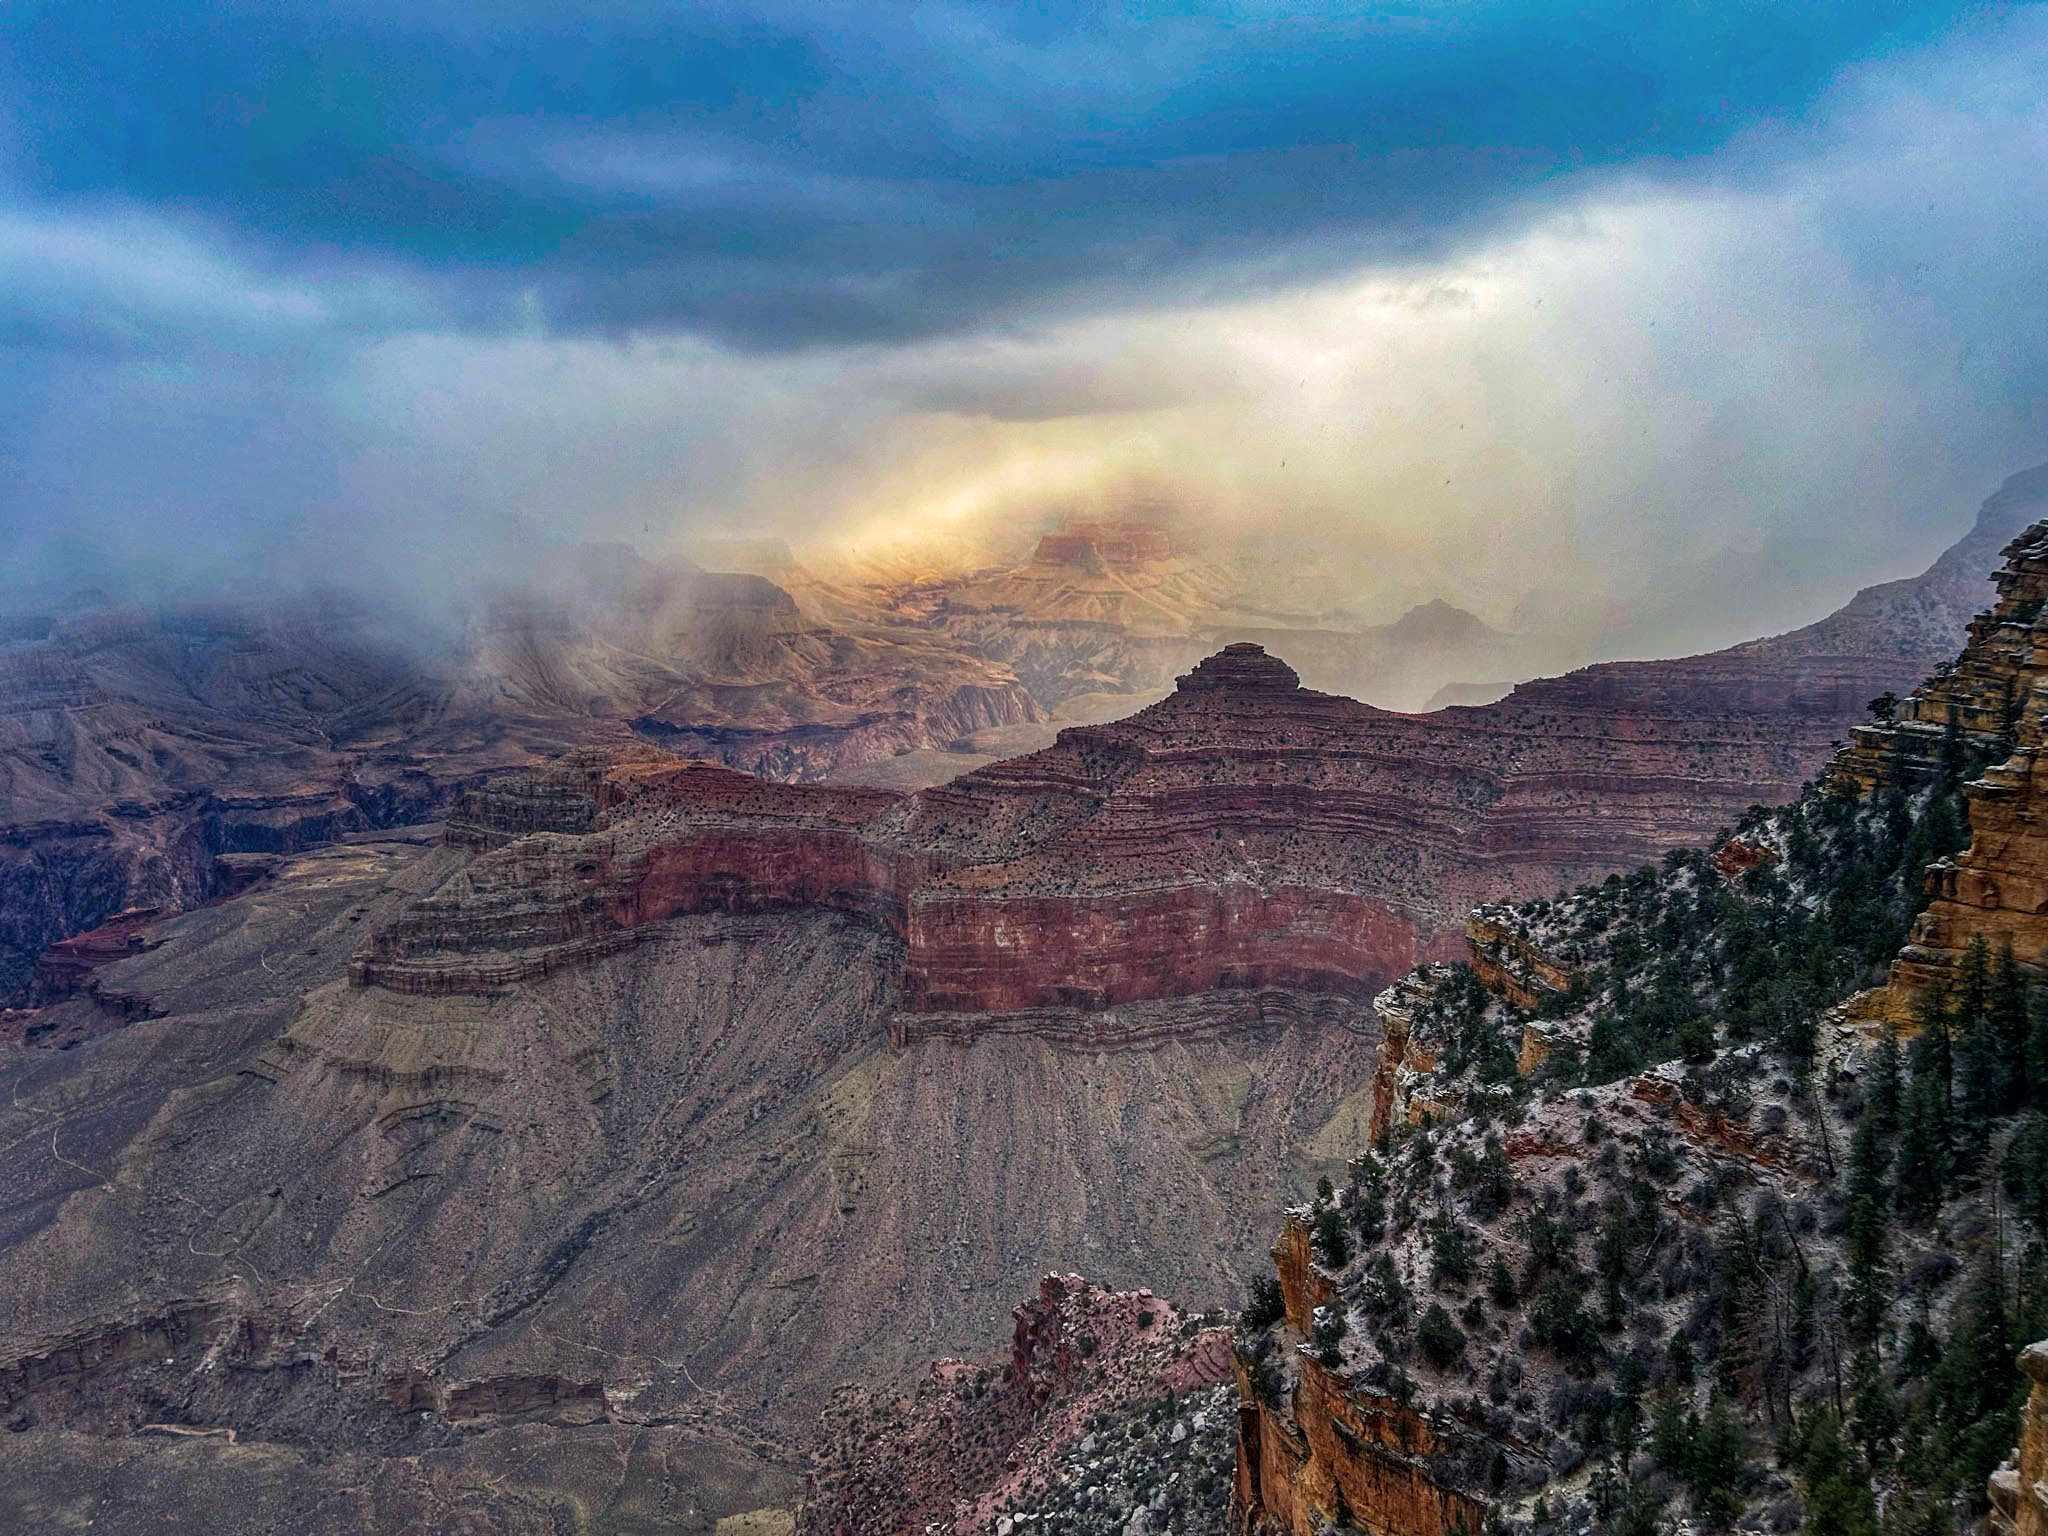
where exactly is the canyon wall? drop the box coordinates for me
[1231,1217,1494,1536]
[350,594,2043,1030]
[1993,1342,2048,1536]
[1831,522,2048,1022]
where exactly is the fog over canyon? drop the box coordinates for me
[6,4,2048,1534]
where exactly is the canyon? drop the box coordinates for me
[11,466,2040,1013]
[1224,504,2048,1536]
[338,463,2048,1036]
[2,467,2047,1532]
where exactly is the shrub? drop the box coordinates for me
[1239,1275,1285,1332]
[1419,1302,1466,1369]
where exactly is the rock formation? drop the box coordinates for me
[0,564,1044,1003]
[348,586,2031,1036]
[1992,1342,2048,1536]
[1830,519,2048,1021]
[802,1275,1235,1535]
[7,467,2041,1008]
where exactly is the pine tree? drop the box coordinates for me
[1895,1062,1952,1219]
[1844,1116,1890,1343]
[1991,941,2029,1104]
[1313,1205,1352,1269]
[1596,1199,1634,1324]
[1688,1391,1751,1528]
[1867,1025,1904,1136]
[1927,1244,2019,1510]
[2028,980,2048,1110]
[1847,1349,1897,1471]
[1956,935,1992,1028]
[2002,1113,2048,1233]
[1418,1302,1465,1369]
[1795,1409,1878,1536]
[1912,983,1955,1114]
[1431,1215,1473,1284]
[1650,1387,1689,1473]
[1938,709,1967,791]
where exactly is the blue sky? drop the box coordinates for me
[4,1,2046,646]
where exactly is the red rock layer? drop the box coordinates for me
[1232,1215,1493,1536]
[356,591,2048,1018]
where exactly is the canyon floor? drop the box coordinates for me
[0,823,1384,1529]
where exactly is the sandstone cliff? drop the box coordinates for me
[1992,1343,2048,1536]
[1829,520,2048,1022]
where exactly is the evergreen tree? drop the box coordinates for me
[1596,1199,1635,1325]
[1313,1205,1352,1269]
[1848,1348,1898,1471]
[1867,1025,1904,1136]
[1844,1116,1890,1344]
[2028,979,2048,1110]
[1688,1392,1751,1528]
[1894,1064,1952,1220]
[1649,1388,1689,1474]
[1431,1215,1473,1284]
[1991,941,2029,1099]
[1418,1302,1465,1368]
[1912,983,1955,1115]
[1716,1215,1762,1400]
[1927,1245,2020,1511]
[2003,1113,2048,1234]
[1795,1410,1879,1536]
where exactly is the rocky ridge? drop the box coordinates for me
[1833,519,2048,1022]
[1226,511,2048,1536]
[802,1275,1235,1536]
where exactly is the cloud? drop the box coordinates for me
[0,0,1977,348]
[1,4,2044,659]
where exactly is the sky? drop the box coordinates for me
[4,1,2046,652]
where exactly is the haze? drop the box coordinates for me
[4,2,2046,659]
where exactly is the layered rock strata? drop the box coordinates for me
[1834,521,2048,1021]
[355,621,2003,1026]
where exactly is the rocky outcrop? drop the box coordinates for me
[1887,743,2048,1021]
[24,904,164,1007]
[802,1275,1235,1536]
[1032,522,1177,568]
[1232,1217,1494,1536]
[1992,1341,2048,1536]
[1234,1356,1492,1536]
[348,756,914,995]
[1832,521,2048,1022]
[1465,912,1584,1012]
[1833,520,2048,794]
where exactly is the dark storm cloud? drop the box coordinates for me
[0,0,1976,349]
